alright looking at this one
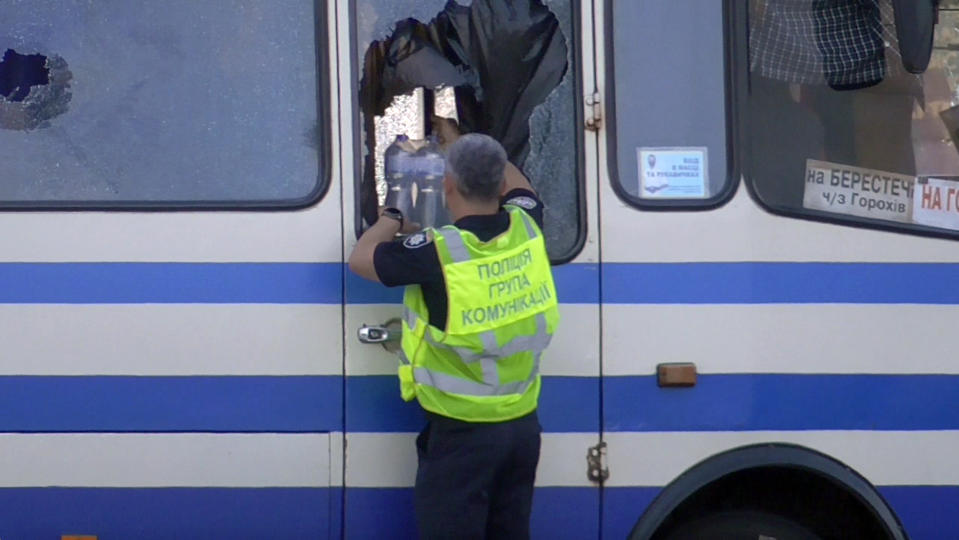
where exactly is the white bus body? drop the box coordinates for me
[0,1,956,538]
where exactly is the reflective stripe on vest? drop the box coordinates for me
[402,310,552,393]
[399,207,559,418]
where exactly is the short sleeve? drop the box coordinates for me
[372,230,443,287]
[501,188,545,230]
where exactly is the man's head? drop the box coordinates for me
[444,133,507,205]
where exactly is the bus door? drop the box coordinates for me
[594,1,741,537]
[0,1,341,538]
[341,0,604,537]
[596,1,959,538]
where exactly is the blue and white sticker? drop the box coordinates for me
[639,147,708,199]
[506,196,538,210]
[403,232,430,249]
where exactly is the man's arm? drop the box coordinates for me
[349,212,418,282]
[502,159,536,197]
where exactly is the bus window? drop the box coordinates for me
[744,0,959,239]
[353,0,586,262]
[606,0,738,209]
[0,1,329,209]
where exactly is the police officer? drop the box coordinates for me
[348,120,559,540]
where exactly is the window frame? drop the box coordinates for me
[738,1,959,242]
[0,0,331,212]
[348,0,589,265]
[604,0,742,211]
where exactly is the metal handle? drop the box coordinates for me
[358,325,390,344]
[357,318,402,351]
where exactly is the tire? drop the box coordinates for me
[661,510,822,540]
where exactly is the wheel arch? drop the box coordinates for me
[627,443,908,540]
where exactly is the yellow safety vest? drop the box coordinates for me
[398,206,560,422]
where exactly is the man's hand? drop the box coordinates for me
[348,210,421,282]
[432,115,462,149]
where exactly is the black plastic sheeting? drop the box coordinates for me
[359,0,569,227]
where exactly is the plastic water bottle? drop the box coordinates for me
[411,136,449,228]
[384,135,414,217]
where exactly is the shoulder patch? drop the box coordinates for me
[403,231,431,249]
[506,196,538,210]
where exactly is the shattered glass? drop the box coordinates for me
[374,89,426,201]
[0,50,73,131]
[526,0,580,257]
[0,0,321,203]
[354,0,583,260]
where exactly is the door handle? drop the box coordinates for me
[357,318,402,351]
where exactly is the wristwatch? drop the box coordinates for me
[380,207,404,230]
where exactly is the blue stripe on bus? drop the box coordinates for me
[880,486,959,540]
[0,262,599,305]
[0,376,342,432]
[3,374,958,433]
[0,375,598,433]
[0,486,948,539]
[345,269,403,304]
[0,488,333,539]
[603,486,959,540]
[0,263,342,304]
[604,374,959,432]
[1,261,958,304]
[603,487,661,540]
[346,375,599,433]
[602,262,959,304]
[0,486,599,539]
[346,487,599,540]
[346,262,600,304]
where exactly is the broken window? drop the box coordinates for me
[354,0,585,261]
[0,1,328,207]
[606,0,737,209]
[744,0,959,239]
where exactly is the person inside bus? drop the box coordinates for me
[348,117,559,540]
[748,0,920,204]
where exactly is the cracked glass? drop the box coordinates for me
[353,0,584,261]
[0,0,325,206]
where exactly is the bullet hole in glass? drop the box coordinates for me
[0,48,72,131]
[0,49,50,102]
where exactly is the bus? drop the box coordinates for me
[0,0,955,538]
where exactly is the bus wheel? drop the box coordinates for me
[662,510,822,540]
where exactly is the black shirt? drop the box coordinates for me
[373,188,545,330]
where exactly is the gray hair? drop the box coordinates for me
[445,133,507,202]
